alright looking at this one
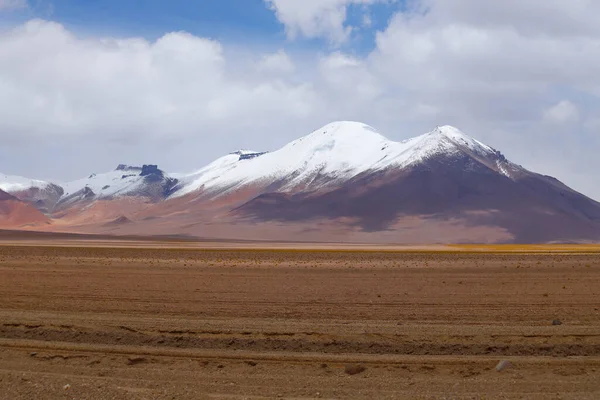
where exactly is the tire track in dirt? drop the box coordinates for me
[1,245,599,399]
[2,323,600,357]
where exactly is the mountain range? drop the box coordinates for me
[2,122,599,243]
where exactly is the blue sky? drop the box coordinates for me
[47,0,282,40]
[0,0,599,200]
[2,0,403,53]
[3,1,280,37]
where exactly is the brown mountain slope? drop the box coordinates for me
[234,152,600,243]
[7,183,64,214]
[0,189,50,228]
[3,123,600,244]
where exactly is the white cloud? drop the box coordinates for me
[362,0,600,197]
[0,0,27,10]
[2,0,600,200]
[264,0,391,44]
[416,0,600,37]
[543,101,580,124]
[0,20,316,143]
[257,50,295,73]
[362,0,600,138]
[319,52,381,100]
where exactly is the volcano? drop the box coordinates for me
[2,122,599,243]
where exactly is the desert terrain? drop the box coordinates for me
[1,237,599,399]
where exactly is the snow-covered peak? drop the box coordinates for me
[310,120,381,135]
[279,121,388,165]
[60,169,145,199]
[58,164,176,203]
[431,125,495,156]
[2,122,517,206]
[173,122,391,197]
[0,173,52,193]
[172,122,511,198]
[434,125,466,137]
[295,121,384,145]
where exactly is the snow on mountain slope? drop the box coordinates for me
[173,122,513,198]
[0,122,520,211]
[0,173,64,213]
[57,165,178,208]
[60,166,146,199]
[1,166,174,201]
[0,173,53,193]
[434,125,494,156]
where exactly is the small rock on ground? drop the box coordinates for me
[495,360,512,372]
[126,356,146,365]
[552,319,563,326]
[344,364,366,375]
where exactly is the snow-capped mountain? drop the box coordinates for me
[1,121,599,243]
[0,173,52,193]
[55,164,179,210]
[0,173,64,214]
[172,122,520,198]
[1,122,519,209]
[1,165,179,213]
[230,123,600,242]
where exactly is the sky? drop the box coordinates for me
[0,0,599,199]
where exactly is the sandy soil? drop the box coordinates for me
[1,244,599,399]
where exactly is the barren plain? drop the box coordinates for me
[1,239,600,399]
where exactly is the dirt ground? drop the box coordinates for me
[0,243,599,399]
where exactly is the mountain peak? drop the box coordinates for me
[294,121,386,149]
[320,120,377,131]
[434,125,464,136]
[0,173,52,192]
[174,122,509,198]
[429,125,495,156]
[310,121,380,139]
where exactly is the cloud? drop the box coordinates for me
[0,0,27,10]
[370,0,600,138]
[2,0,600,200]
[264,0,391,44]
[257,50,295,74]
[319,52,381,101]
[0,20,317,144]
[543,101,580,124]
[361,0,600,197]
[415,0,600,37]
